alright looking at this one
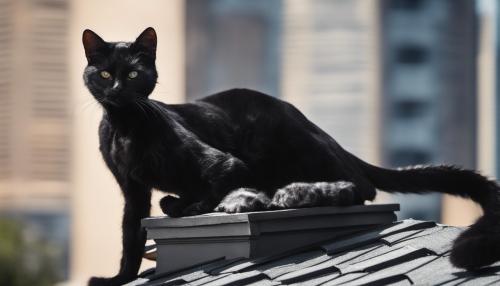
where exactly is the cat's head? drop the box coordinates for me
[82,28,158,107]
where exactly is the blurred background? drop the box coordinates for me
[0,0,497,284]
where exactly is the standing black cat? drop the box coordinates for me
[83,28,500,286]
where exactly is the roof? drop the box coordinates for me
[128,219,500,286]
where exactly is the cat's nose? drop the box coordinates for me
[107,80,122,96]
[112,80,122,91]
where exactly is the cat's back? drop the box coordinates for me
[198,88,320,133]
[199,88,285,117]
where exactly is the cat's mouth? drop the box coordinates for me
[96,93,150,110]
[99,97,122,108]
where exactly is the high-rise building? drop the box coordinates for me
[380,0,477,221]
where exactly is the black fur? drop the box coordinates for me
[82,28,500,285]
[270,181,356,209]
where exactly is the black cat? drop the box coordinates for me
[83,28,500,286]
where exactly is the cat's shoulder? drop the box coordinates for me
[198,89,286,114]
[98,114,112,137]
[97,114,117,150]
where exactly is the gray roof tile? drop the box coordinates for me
[321,219,436,254]
[162,258,239,284]
[334,244,393,266]
[460,274,500,286]
[137,219,496,286]
[383,280,413,286]
[254,250,326,279]
[274,258,339,284]
[381,225,444,245]
[201,270,267,286]
[405,256,466,285]
[288,272,341,286]
[392,226,461,255]
[320,272,368,285]
[218,249,324,276]
[339,246,431,274]
[205,258,248,275]
[341,255,437,286]
[189,273,232,286]
[342,274,410,286]
[244,279,281,286]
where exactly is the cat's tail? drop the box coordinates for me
[354,157,500,270]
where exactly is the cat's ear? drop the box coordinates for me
[133,27,157,59]
[82,29,107,62]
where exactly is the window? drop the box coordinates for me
[389,149,432,166]
[393,99,428,119]
[396,44,429,64]
[390,0,426,11]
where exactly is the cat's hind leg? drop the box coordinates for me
[214,188,271,213]
[270,181,356,209]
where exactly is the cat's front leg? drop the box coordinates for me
[182,199,218,216]
[270,181,356,209]
[88,179,151,286]
[159,195,215,217]
[186,151,251,215]
[88,276,130,286]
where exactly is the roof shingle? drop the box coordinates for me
[128,219,500,286]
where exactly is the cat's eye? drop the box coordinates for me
[128,71,138,79]
[100,71,111,79]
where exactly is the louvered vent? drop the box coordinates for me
[0,0,13,180]
[29,0,70,181]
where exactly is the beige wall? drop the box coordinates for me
[69,0,185,283]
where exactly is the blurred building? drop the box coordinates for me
[0,0,70,280]
[185,0,282,99]
[281,0,381,163]
[380,0,478,221]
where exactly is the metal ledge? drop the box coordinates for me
[142,204,400,273]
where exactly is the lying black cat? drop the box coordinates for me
[83,28,500,286]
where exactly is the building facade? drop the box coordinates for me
[0,0,71,280]
[380,0,478,221]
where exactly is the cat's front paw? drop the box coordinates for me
[215,188,271,213]
[270,181,357,209]
[182,200,215,216]
[334,182,356,206]
[88,275,133,286]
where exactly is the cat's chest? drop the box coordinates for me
[108,133,169,181]
[110,133,133,167]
